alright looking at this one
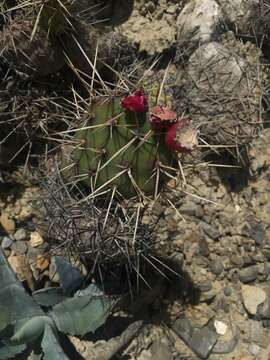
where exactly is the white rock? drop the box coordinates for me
[242,285,266,315]
[30,231,44,248]
[214,320,227,335]
[177,0,221,43]
[188,42,244,94]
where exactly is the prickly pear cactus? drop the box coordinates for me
[68,96,175,199]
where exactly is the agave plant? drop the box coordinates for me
[0,248,116,359]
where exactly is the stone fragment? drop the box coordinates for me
[210,259,224,276]
[214,320,227,335]
[173,315,218,359]
[212,323,239,354]
[30,231,44,247]
[1,236,13,249]
[35,254,50,272]
[230,255,244,267]
[223,287,232,297]
[249,319,269,347]
[18,206,32,221]
[0,213,15,233]
[13,228,28,241]
[199,289,216,303]
[198,237,210,257]
[11,240,28,255]
[200,222,220,240]
[8,254,35,290]
[197,281,212,292]
[257,288,270,319]
[177,0,221,43]
[238,266,258,283]
[241,285,266,315]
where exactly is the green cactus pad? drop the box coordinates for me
[70,97,175,198]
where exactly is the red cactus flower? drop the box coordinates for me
[165,118,198,153]
[121,90,148,112]
[149,105,178,130]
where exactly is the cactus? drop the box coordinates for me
[63,93,180,199]
[0,247,115,359]
[57,70,199,200]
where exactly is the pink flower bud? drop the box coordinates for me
[121,90,148,112]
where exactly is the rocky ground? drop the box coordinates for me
[1,0,270,359]
[2,128,270,359]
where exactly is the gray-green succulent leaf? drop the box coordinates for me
[0,341,26,360]
[74,283,105,297]
[33,287,68,307]
[10,316,55,345]
[51,256,84,296]
[41,323,70,360]
[0,305,10,333]
[0,248,44,330]
[50,294,116,336]
[0,284,44,327]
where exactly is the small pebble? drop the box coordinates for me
[210,260,224,276]
[248,343,261,356]
[230,255,244,267]
[197,281,212,292]
[11,240,28,255]
[1,236,13,249]
[238,266,258,283]
[199,289,216,303]
[0,213,15,233]
[35,255,50,272]
[19,206,32,221]
[223,287,232,297]
[214,320,227,335]
[200,222,220,240]
[13,228,28,241]
[262,249,270,261]
[257,288,270,319]
[198,237,210,257]
[30,231,44,247]
[249,225,265,246]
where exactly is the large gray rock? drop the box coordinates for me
[177,0,221,43]
[181,38,263,150]
[173,315,218,359]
